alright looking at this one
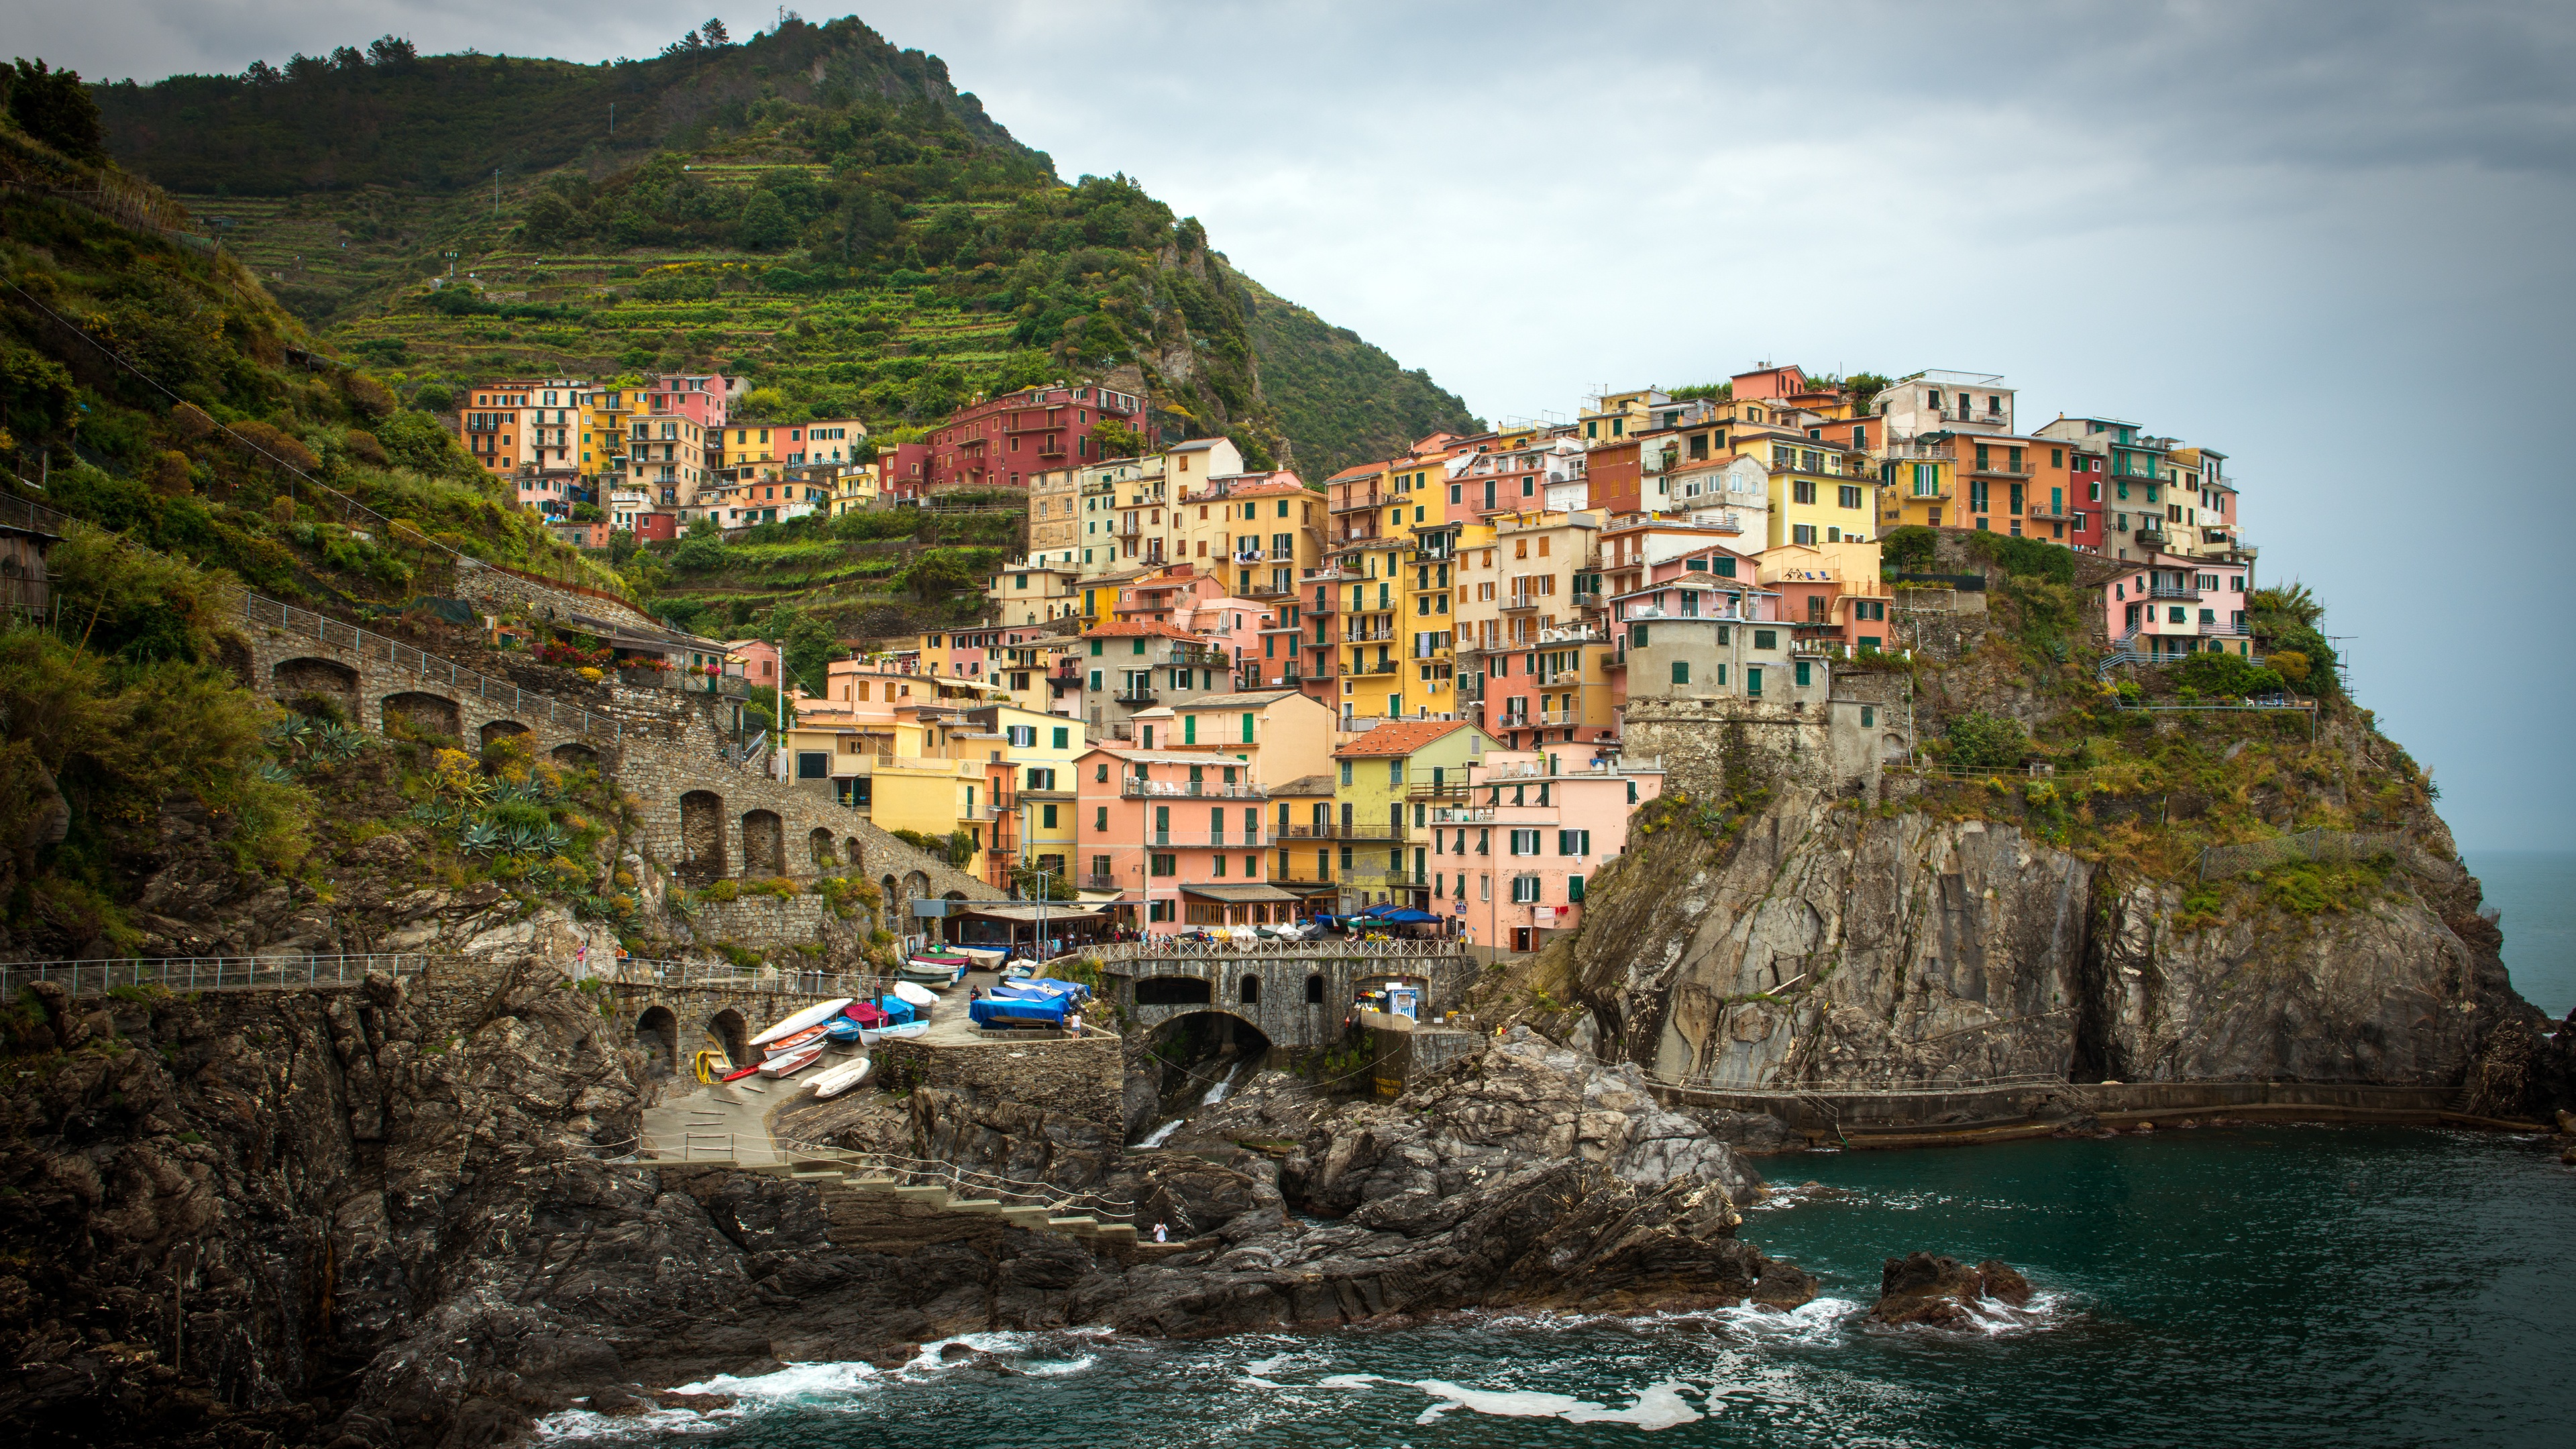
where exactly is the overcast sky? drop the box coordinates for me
[27,1,2576,847]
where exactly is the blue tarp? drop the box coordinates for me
[970,995,1068,1027]
[875,996,917,1026]
[998,979,1091,1004]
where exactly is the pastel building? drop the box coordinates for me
[1331,719,1498,912]
[2105,555,2256,661]
[1433,749,1664,956]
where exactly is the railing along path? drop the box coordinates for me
[244,592,628,742]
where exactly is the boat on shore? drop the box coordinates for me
[757,1042,826,1078]
[808,1055,872,1098]
[748,997,855,1048]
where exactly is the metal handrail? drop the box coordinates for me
[241,592,627,741]
[771,1138,1136,1222]
[0,953,437,998]
[1098,938,1463,960]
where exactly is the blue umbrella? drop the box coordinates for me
[1377,908,1442,924]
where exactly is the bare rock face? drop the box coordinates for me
[1869,1252,2034,1328]
[1558,785,2540,1091]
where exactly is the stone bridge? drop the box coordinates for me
[1095,941,1469,1051]
[229,590,984,926]
[606,978,858,1079]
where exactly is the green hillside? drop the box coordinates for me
[89,14,1480,478]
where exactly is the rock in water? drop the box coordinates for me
[1869,1252,2034,1327]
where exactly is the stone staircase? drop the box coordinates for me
[778,1163,1138,1245]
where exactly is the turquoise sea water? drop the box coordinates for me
[566,1126,2575,1449]
[2464,849,2576,1019]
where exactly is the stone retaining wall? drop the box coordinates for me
[875,1030,1127,1136]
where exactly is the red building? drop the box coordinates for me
[927,384,1146,491]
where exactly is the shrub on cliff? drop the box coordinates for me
[1942,711,2029,769]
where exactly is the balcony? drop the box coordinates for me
[1273,863,1336,885]
[1427,805,1497,824]
[1365,660,1400,675]
[1346,624,1395,642]
[1275,823,1398,841]
[1501,590,1543,612]
[2145,583,2200,600]
[1114,688,1159,706]
[1124,779,1267,800]
[1331,492,1385,514]
[1538,623,1604,644]
[1538,708,1582,725]
[2135,526,2169,545]
[1406,781,1479,800]
[1146,830,1268,848]
[1083,873,1121,892]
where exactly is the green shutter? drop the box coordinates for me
[1242,712,1255,743]
[1184,714,1197,744]
[1795,661,1811,686]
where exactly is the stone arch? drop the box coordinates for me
[741,810,786,876]
[902,871,931,904]
[551,742,600,771]
[270,656,359,725]
[808,827,839,869]
[635,1005,678,1077]
[479,719,531,750]
[844,839,865,875]
[382,691,462,739]
[1239,973,1261,1006]
[679,790,727,882]
[706,1008,749,1067]
[1304,973,1324,1005]
[1135,975,1214,1007]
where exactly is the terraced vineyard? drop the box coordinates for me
[101,15,1479,482]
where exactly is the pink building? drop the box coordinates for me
[645,374,732,431]
[1432,749,1664,955]
[2105,554,2256,661]
[1174,594,1277,682]
[726,639,782,687]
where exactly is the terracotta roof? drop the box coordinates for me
[1082,621,1205,641]
[1334,720,1473,758]
[1326,462,1388,483]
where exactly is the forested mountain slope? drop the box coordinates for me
[89,15,1479,478]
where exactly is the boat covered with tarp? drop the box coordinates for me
[969,994,1069,1028]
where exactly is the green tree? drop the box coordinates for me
[902,548,977,600]
[777,609,843,696]
[6,59,107,162]
[1943,711,2027,769]
[737,189,795,251]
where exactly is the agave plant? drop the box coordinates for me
[539,824,573,857]
[264,715,313,753]
[313,721,366,760]
[255,761,299,786]
[458,820,502,856]
[500,822,544,855]
[407,799,455,828]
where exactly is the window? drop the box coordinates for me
[1792,524,1817,545]
[1041,804,1059,829]
[1839,484,1863,509]
[1150,853,1176,877]
[1793,479,1817,505]
[1794,661,1812,686]
[1754,629,1777,650]
[1510,828,1541,855]
[1671,660,1690,685]
[1511,875,1541,903]
[1557,829,1591,856]
[1006,725,1037,747]
[1630,623,1649,647]
[1053,727,1070,749]
[1340,761,1353,786]
[1389,759,1404,785]
[1094,805,1109,832]
[1747,666,1763,696]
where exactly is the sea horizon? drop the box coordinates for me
[2462,848,2576,1020]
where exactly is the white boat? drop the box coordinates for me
[956,947,1006,968]
[747,997,855,1049]
[756,1042,826,1078]
[807,1055,872,1098]
[858,1022,930,1045]
[892,981,939,1008]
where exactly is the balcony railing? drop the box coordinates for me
[1146,830,1268,848]
[1502,591,1543,610]
[1082,873,1120,892]
[1966,458,2033,477]
[2145,584,2200,600]
[1123,779,1267,800]
[1364,660,1399,674]
[1346,625,1395,642]
[1114,689,1159,705]
[1428,806,1497,824]
[1275,823,1397,841]
[1538,623,1603,644]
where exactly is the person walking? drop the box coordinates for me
[1152,1222,1168,1244]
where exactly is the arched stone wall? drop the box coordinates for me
[479,719,531,749]
[383,691,462,739]
[635,1005,679,1077]
[271,656,360,724]
[679,791,727,883]
[1136,975,1214,1006]
[551,741,600,771]
[741,810,786,877]
[808,826,839,869]
[707,1008,749,1065]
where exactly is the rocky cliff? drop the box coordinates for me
[1487,761,2545,1106]
[0,976,1803,1449]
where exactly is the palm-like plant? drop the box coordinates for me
[500,822,544,855]
[313,721,365,759]
[540,824,573,857]
[2250,582,2324,627]
[458,820,502,855]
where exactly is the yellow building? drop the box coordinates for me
[1330,718,1499,911]
[1735,429,1877,548]
[578,385,635,484]
[1876,440,1957,531]
[826,462,881,515]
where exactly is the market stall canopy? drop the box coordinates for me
[1375,908,1442,924]
[1178,883,1302,903]
[954,903,1105,924]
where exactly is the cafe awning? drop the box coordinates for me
[1177,883,1301,903]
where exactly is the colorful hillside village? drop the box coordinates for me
[453,365,2256,955]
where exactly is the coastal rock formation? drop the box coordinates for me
[0,984,1809,1449]
[1868,1252,2034,1328]
[1530,783,2538,1092]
